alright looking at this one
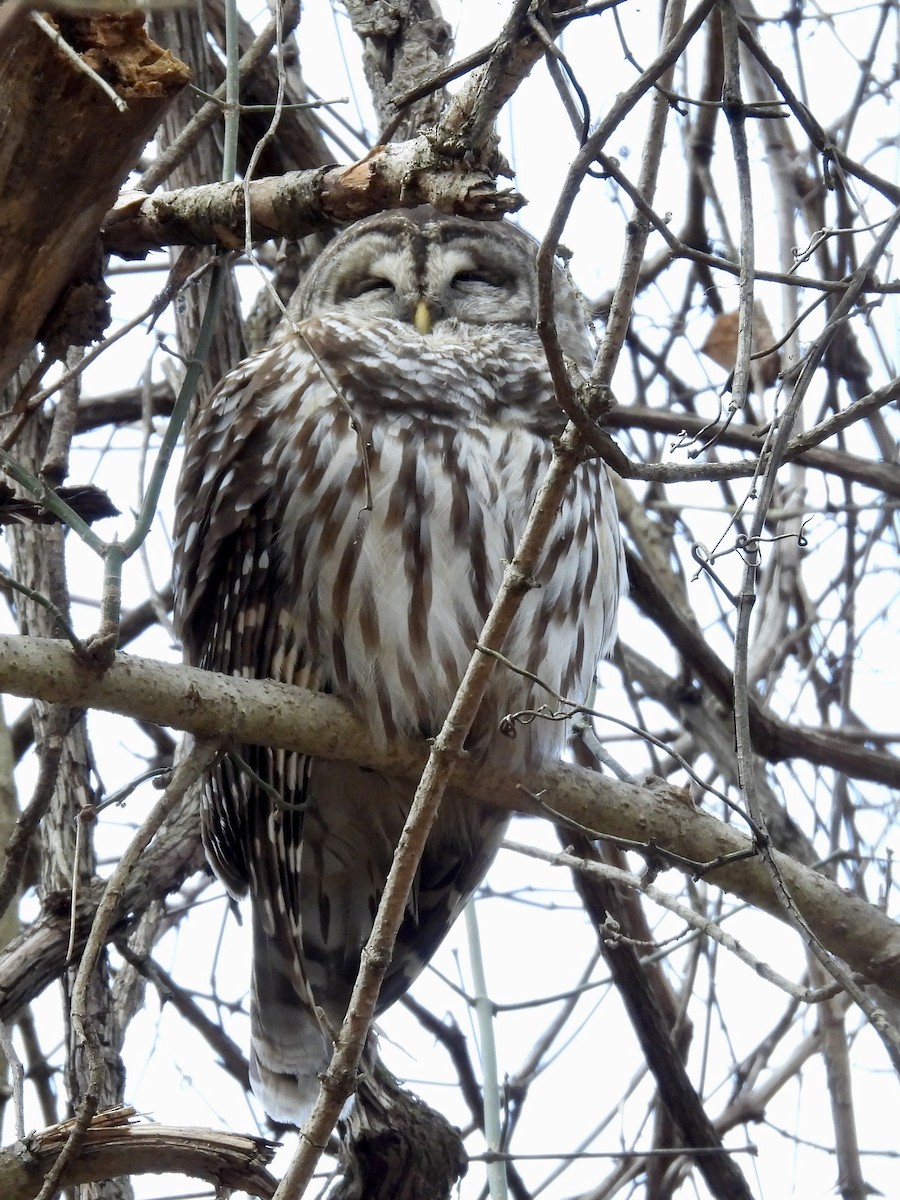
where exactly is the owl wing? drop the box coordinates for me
[174,336,330,894]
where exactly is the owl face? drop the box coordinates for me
[294,207,592,365]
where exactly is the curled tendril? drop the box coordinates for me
[736,518,811,559]
[499,704,572,737]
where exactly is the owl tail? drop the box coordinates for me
[249,908,331,1124]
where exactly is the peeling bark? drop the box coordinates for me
[0,12,189,390]
[103,146,523,258]
[0,1106,278,1200]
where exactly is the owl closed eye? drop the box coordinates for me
[291,208,593,359]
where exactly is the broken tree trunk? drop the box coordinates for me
[0,12,189,391]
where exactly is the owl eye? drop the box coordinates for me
[451,270,502,288]
[348,276,394,298]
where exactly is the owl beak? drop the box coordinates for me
[414,297,432,335]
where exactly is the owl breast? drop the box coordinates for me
[259,312,619,769]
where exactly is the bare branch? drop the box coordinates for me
[103,147,523,258]
[0,635,896,1007]
[0,1107,278,1200]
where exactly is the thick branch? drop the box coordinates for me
[103,0,606,257]
[103,145,522,257]
[0,635,897,1003]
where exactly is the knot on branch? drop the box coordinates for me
[335,133,522,218]
[578,379,618,422]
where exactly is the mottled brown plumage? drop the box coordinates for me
[174,208,624,1121]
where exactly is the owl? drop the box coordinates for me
[173,207,624,1123]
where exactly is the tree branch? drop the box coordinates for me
[0,635,896,1005]
[103,147,523,258]
[605,392,900,499]
[0,1106,278,1200]
[0,11,189,389]
[625,549,900,787]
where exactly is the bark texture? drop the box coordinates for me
[0,1106,278,1200]
[0,12,189,390]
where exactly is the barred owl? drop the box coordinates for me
[174,207,624,1123]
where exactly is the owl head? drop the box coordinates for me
[292,207,593,368]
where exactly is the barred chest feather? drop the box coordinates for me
[257,314,621,770]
